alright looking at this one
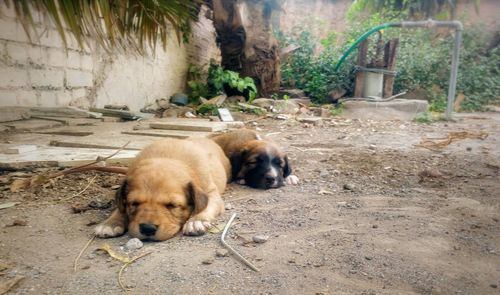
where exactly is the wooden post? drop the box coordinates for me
[354,39,369,98]
[383,38,399,98]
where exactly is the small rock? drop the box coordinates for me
[490,284,498,289]
[252,235,269,244]
[275,114,289,120]
[368,144,377,150]
[125,238,143,251]
[288,258,296,264]
[365,256,373,260]
[349,269,357,274]
[224,203,233,210]
[202,258,214,265]
[372,224,378,229]
[466,146,472,151]
[170,93,189,106]
[215,249,229,257]
[184,111,196,118]
[6,219,27,227]
[343,183,355,191]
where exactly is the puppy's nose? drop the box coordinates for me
[265,175,276,185]
[139,223,158,236]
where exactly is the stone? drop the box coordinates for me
[252,235,269,244]
[215,249,229,257]
[226,96,246,103]
[125,238,143,251]
[202,258,214,265]
[297,117,323,125]
[343,183,355,191]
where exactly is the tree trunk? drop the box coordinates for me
[211,0,280,97]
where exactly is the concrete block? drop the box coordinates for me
[67,50,81,69]
[47,48,67,67]
[40,91,58,106]
[5,42,28,65]
[0,68,29,87]
[29,69,64,88]
[0,90,18,106]
[38,30,64,48]
[0,2,17,18]
[56,90,73,106]
[72,88,87,99]
[17,90,38,106]
[80,54,93,71]
[0,19,29,43]
[27,46,47,66]
[66,70,93,88]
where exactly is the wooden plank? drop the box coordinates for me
[35,130,94,136]
[0,146,138,169]
[122,130,210,139]
[0,107,31,123]
[50,140,143,150]
[354,39,369,98]
[29,107,102,118]
[150,121,230,132]
[383,38,399,98]
[2,119,64,131]
[89,108,141,120]
[31,116,100,126]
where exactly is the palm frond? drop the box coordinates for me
[3,0,201,54]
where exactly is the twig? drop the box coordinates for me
[54,141,131,177]
[221,213,260,272]
[118,251,153,293]
[61,175,97,202]
[74,235,95,271]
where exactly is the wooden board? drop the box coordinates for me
[35,130,94,136]
[150,121,230,132]
[31,116,100,126]
[122,130,210,139]
[29,107,102,118]
[2,119,63,131]
[0,107,31,123]
[0,146,139,169]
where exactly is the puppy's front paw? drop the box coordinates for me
[285,175,300,185]
[95,223,125,238]
[183,220,211,236]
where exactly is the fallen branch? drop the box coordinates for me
[221,213,260,272]
[415,131,488,151]
[74,235,96,271]
[10,142,131,192]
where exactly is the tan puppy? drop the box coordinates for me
[95,138,230,241]
[210,129,299,189]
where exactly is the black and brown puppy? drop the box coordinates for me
[210,129,299,189]
[95,138,230,241]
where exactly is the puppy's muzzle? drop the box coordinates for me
[265,175,277,187]
[139,223,158,236]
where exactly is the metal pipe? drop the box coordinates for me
[400,20,463,120]
[335,19,463,120]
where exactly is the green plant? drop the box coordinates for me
[196,103,219,116]
[414,112,433,124]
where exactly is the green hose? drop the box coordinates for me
[334,22,401,71]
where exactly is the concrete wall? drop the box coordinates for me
[277,0,351,41]
[0,3,219,112]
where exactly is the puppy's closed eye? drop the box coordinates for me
[164,203,176,209]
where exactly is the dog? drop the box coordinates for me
[95,138,230,241]
[210,129,299,189]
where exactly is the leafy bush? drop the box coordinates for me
[278,11,500,111]
[187,62,257,103]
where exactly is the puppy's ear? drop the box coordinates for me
[283,156,292,178]
[229,150,247,181]
[186,182,208,215]
[115,179,128,212]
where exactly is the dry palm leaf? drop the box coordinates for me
[415,131,488,151]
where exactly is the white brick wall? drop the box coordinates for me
[30,69,64,88]
[66,70,93,88]
[0,4,219,110]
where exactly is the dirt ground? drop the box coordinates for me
[1,112,499,295]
